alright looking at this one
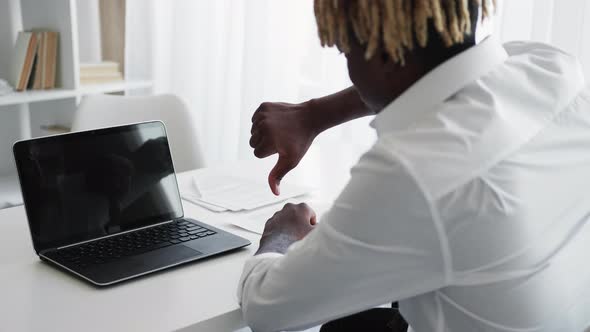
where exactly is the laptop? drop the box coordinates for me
[13,121,251,286]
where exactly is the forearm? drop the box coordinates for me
[239,222,421,332]
[239,227,395,332]
[304,86,373,135]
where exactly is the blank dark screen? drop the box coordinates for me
[15,122,183,252]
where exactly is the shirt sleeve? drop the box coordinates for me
[237,140,449,332]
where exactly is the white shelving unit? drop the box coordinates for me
[0,0,153,208]
[0,80,152,107]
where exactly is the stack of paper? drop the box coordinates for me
[181,174,313,212]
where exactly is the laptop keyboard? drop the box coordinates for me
[49,219,216,268]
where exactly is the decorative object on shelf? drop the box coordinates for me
[11,30,58,91]
[40,124,71,134]
[0,79,13,96]
[79,61,123,85]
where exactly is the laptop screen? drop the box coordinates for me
[13,121,184,253]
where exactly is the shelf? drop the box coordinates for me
[78,80,153,95]
[0,80,153,108]
[0,89,78,107]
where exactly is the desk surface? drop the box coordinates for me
[0,156,351,332]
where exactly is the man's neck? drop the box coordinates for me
[372,42,477,114]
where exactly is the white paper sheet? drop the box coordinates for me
[181,192,228,212]
[182,174,313,212]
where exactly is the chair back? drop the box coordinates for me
[72,94,205,172]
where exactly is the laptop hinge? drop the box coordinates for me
[54,219,177,251]
[39,248,57,256]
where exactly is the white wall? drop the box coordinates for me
[0,0,22,79]
[0,0,29,177]
[497,0,590,81]
[76,0,102,63]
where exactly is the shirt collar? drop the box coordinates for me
[371,36,509,135]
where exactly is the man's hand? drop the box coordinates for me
[256,203,317,255]
[250,101,319,196]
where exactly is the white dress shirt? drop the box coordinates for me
[237,37,590,332]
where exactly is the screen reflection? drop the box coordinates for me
[16,122,183,252]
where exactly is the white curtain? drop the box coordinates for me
[127,0,374,178]
[124,0,590,170]
[496,0,590,80]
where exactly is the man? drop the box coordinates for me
[240,0,590,331]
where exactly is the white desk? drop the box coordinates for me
[0,157,351,332]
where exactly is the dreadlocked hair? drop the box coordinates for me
[315,0,496,64]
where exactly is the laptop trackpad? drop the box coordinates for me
[85,245,202,285]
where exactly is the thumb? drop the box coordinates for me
[310,209,317,225]
[268,155,295,196]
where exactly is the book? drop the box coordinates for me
[42,31,58,89]
[31,32,44,90]
[80,61,120,75]
[80,73,123,85]
[12,32,39,91]
[79,61,123,85]
[17,30,58,90]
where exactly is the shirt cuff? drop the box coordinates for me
[237,253,284,304]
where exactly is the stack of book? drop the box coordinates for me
[12,30,58,91]
[79,61,123,85]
